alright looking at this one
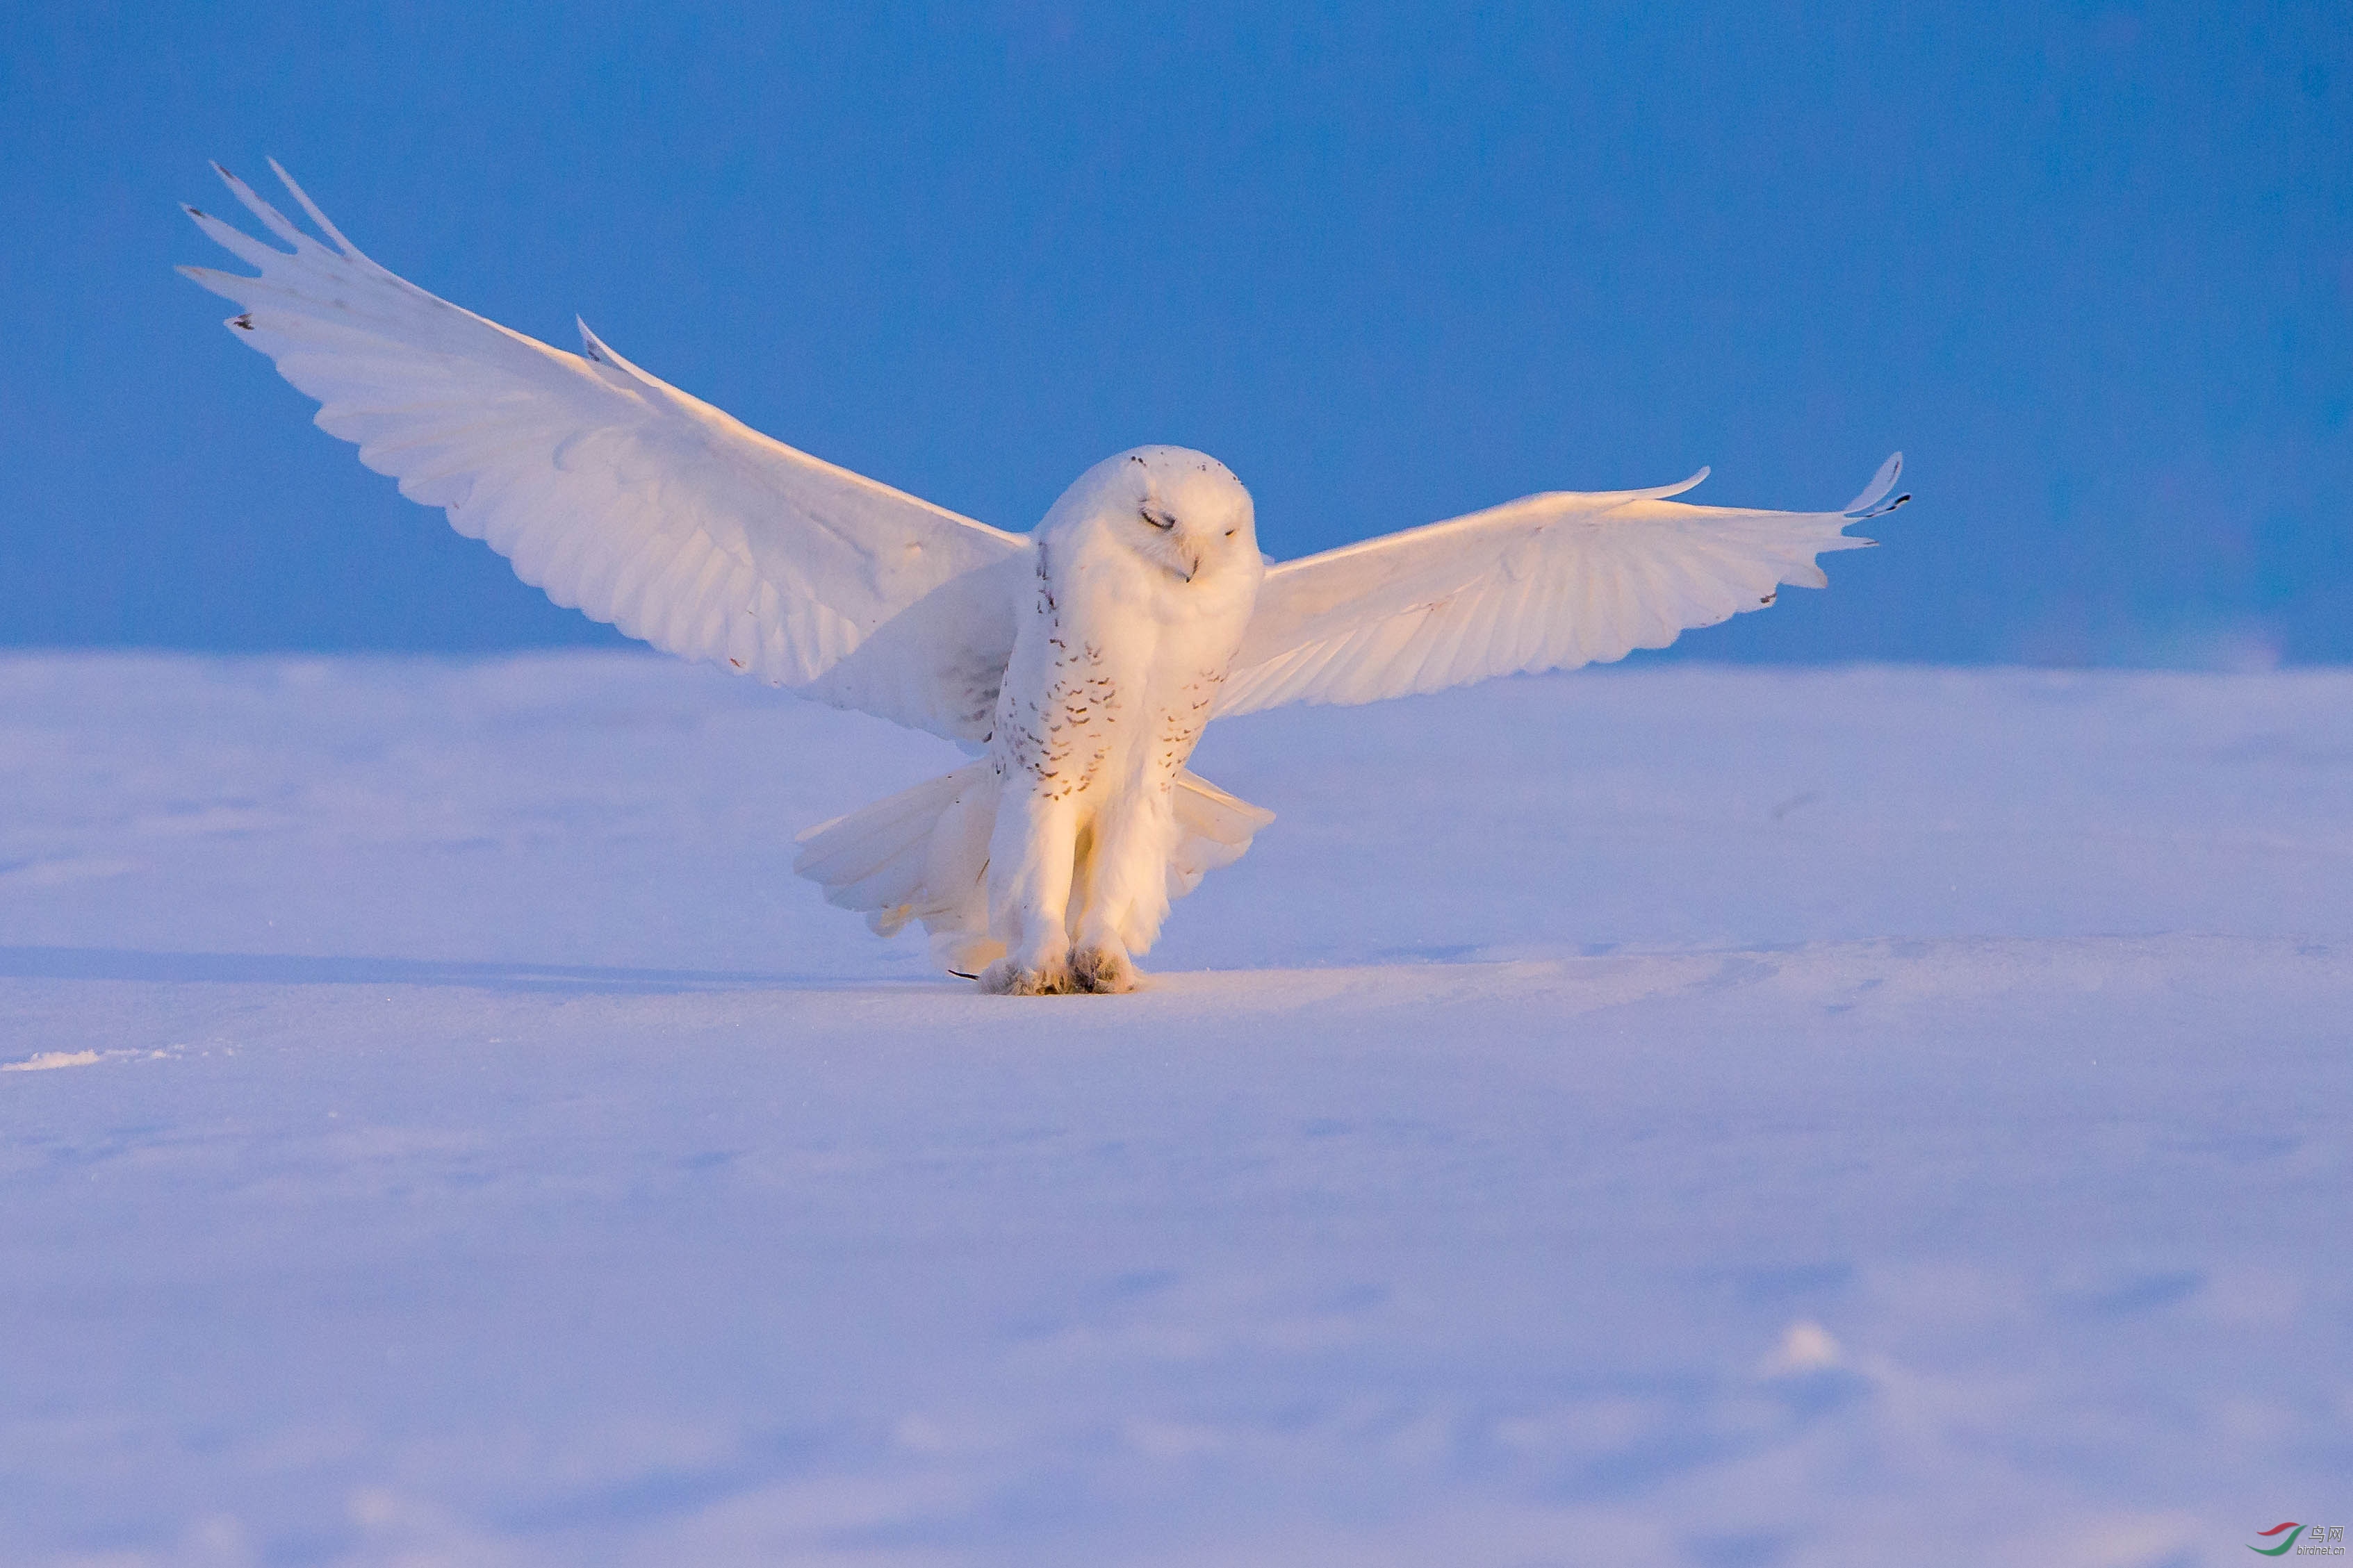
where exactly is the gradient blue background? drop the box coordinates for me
[3,1,2345,665]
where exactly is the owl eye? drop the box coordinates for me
[1140,508,1175,530]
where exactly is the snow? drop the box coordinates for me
[3,652,2347,1567]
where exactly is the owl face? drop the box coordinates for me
[1053,447,1257,586]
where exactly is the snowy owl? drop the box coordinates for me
[181,163,1909,994]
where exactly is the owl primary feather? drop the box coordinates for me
[181,163,1909,994]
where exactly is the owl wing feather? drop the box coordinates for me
[179,162,1028,742]
[1217,458,1907,717]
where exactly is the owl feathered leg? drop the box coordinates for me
[980,787,1080,994]
[794,765,1272,991]
[1065,787,1176,993]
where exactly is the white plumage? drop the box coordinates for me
[182,163,1908,993]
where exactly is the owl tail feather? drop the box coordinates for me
[792,764,1272,977]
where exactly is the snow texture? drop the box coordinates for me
[3,652,2347,1567]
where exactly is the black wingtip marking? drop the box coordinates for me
[231,313,254,331]
[1846,492,1913,522]
[1760,590,1778,605]
[948,969,979,980]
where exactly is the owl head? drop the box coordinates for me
[1047,446,1258,585]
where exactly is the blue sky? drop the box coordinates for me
[3,1,2345,664]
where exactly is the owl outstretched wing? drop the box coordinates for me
[1216,457,1908,718]
[180,162,1028,742]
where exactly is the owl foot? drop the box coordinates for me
[1069,945,1138,994]
[978,955,1075,996]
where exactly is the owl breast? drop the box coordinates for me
[989,526,1258,808]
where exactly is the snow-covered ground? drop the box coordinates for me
[3,652,2347,1567]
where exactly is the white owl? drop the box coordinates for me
[183,165,1908,994]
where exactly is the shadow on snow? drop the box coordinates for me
[0,946,914,996]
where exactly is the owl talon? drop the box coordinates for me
[978,956,1075,996]
[1070,945,1138,993]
